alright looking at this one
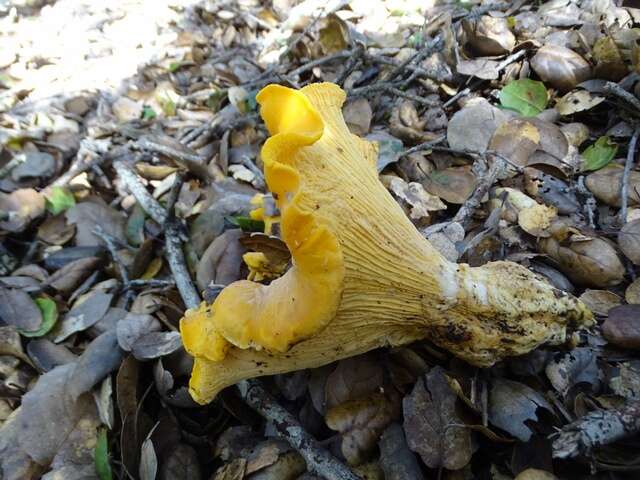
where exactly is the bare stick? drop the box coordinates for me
[552,400,640,459]
[452,154,506,229]
[603,82,640,114]
[113,160,167,225]
[349,83,438,106]
[401,135,446,157]
[113,160,200,309]
[619,126,640,224]
[240,380,361,480]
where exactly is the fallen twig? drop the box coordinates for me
[452,153,507,229]
[349,83,438,106]
[603,82,640,115]
[240,379,361,480]
[619,126,640,224]
[113,160,168,225]
[552,400,640,459]
[401,134,446,157]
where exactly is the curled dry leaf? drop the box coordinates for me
[493,188,557,237]
[65,200,126,247]
[545,348,600,396]
[515,469,558,480]
[342,98,372,137]
[602,305,640,349]
[609,361,640,400]
[530,45,591,92]
[585,165,640,207]
[196,229,246,291]
[524,168,580,215]
[54,291,113,343]
[488,378,553,442]
[0,287,42,332]
[379,423,424,480]
[0,188,45,233]
[45,256,101,294]
[423,166,477,205]
[538,235,625,287]
[386,176,446,223]
[446,98,508,153]
[578,290,622,316]
[325,354,385,410]
[626,278,640,304]
[403,367,476,470]
[325,392,400,465]
[619,219,640,265]
[462,16,515,56]
[555,90,605,116]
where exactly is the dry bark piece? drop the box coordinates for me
[530,45,591,92]
[602,305,640,349]
[179,83,592,404]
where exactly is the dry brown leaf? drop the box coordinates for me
[602,305,640,349]
[403,367,476,470]
[326,392,400,465]
[325,354,385,410]
[196,229,246,291]
[555,90,605,116]
[446,98,508,153]
[386,176,446,223]
[578,290,622,316]
[530,45,591,92]
[422,166,477,205]
[0,188,45,233]
[585,165,640,207]
[626,278,640,304]
[463,16,515,56]
[343,98,373,136]
[619,219,640,265]
[538,235,625,287]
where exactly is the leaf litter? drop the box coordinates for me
[2,0,640,478]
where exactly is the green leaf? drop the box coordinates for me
[142,106,157,120]
[168,61,182,72]
[45,186,75,215]
[126,203,146,246]
[95,428,113,480]
[582,136,618,171]
[498,79,548,117]
[19,297,58,337]
[227,216,265,232]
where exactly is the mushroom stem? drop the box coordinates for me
[182,83,592,405]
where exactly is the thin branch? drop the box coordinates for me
[452,153,507,229]
[239,380,361,480]
[619,126,640,224]
[401,135,446,157]
[603,82,640,115]
[113,160,167,225]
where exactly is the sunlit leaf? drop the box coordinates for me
[498,79,548,117]
[582,136,618,171]
[227,216,265,232]
[142,106,157,120]
[95,428,113,480]
[19,297,58,338]
[45,187,75,216]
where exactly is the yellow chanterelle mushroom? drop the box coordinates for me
[180,83,593,404]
